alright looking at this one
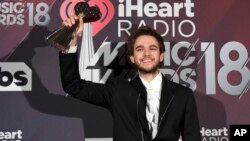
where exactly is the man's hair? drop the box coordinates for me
[127,26,165,56]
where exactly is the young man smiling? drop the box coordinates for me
[59,16,201,141]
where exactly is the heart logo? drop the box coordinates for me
[60,0,114,36]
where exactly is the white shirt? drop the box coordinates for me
[140,72,163,139]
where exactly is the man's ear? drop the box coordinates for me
[129,56,135,63]
[160,53,164,62]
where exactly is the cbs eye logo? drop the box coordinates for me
[0,63,32,91]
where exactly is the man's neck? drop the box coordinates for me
[138,70,160,83]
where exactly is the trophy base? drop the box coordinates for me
[45,24,78,51]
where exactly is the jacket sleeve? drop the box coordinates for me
[182,90,201,141]
[59,52,114,108]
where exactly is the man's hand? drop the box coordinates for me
[63,15,84,46]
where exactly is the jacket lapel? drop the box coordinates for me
[131,76,151,138]
[158,75,175,126]
[131,75,176,138]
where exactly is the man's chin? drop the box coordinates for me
[138,67,158,74]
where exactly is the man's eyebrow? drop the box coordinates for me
[149,45,158,48]
[135,45,143,49]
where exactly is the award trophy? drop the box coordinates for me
[45,2,102,51]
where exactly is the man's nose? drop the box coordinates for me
[144,49,150,56]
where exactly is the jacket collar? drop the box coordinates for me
[131,74,175,138]
[131,74,175,116]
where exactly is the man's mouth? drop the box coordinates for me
[141,58,153,63]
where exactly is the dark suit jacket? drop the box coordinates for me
[59,52,201,141]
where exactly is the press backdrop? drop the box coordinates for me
[0,0,249,141]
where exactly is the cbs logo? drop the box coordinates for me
[0,63,32,91]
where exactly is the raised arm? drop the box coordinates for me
[58,15,114,108]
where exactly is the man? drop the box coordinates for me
[59,15,201,141]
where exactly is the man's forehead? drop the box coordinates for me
[134,35,159,46]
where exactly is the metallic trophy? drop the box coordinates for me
[46,2,102,51]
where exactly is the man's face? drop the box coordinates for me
[129,35,164,73]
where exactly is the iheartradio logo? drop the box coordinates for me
[60,0,114,36]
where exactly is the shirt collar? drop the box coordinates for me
[139,72,162,87]
[140,72,163,91]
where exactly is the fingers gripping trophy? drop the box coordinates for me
[46,2,102,51]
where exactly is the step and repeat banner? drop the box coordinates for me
[0,0,249,141]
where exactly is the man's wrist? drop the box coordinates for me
[61,46,77,54]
